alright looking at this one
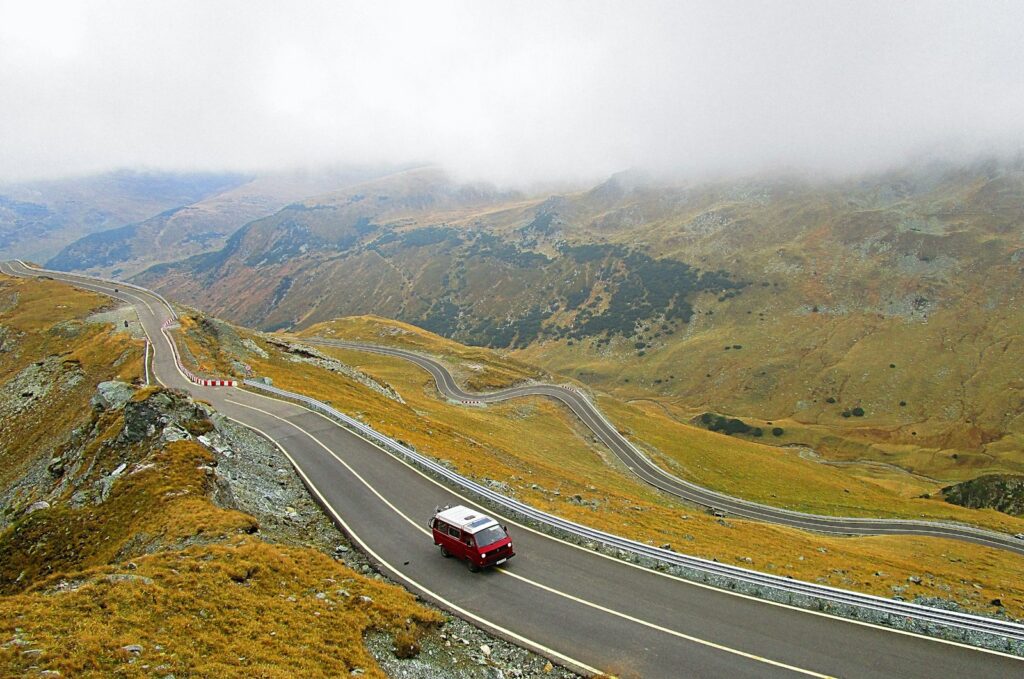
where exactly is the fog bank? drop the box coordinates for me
[1,1,1022,186]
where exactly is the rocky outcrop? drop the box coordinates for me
[118,388,209,443]
[266,338,404,403]
[943,475,1024,517]
[91,380,135,411]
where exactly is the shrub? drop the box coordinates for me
[752,428,763,437]
[184,418,215,436]
[771,427,784,437]
[394,630,421,659]
[899,400,907,406]
[841,411,852,418]
[851,407,865,417]
[701,415,754,435]
[825,397,837,404]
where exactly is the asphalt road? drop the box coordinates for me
[302,338,1024,557]
[3,259,1021,678]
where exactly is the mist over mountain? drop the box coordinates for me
[44,165,406,276]
[0,170,248,262]
[2,1,1023,187]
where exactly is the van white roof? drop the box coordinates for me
[435,505,498,534]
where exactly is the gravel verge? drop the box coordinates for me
[203,413,583,678]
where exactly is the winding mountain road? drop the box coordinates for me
[302,338,1024,557]
[3,259,1022,678]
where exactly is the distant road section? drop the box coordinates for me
[304,337,1024,557]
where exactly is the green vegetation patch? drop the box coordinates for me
[699,412,763,437]
[943,474,1024,517]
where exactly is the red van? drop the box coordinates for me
[430,505,515,571]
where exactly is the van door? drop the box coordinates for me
[446,524,466,559]
[465,533,481,564]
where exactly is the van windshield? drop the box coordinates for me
[474,525,507,548]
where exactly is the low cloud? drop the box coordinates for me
[2,1,1023,186]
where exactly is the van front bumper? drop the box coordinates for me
[481,550,515,568]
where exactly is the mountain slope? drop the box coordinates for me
[46,166,403,278]
[136,159,1024,481]
[0,170,249,262]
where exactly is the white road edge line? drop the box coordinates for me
[219,412,604,678]
[230,390,1024,663]
[226,398,835,678]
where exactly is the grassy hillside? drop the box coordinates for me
[173,312,1024,620]
[0,274,143,495]
[0,276,445,678]
[513,166,1024,482]
[134,162,1024,485]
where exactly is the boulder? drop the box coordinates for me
[26,500,50,514]
[91,381,135,411]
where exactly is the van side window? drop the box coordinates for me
[447,526,461,538]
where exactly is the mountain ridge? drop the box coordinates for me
[131,160,1024,482]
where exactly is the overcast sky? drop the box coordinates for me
[1,0,1023,186]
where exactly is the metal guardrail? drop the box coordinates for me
[160,319,237,387]
[308,339,1020,546]
[568,385,1018,541]
[243,378,1024,653]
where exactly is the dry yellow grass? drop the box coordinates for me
[294,316,1024,534]
[0,274,143,491]
[1,541,438,678]
[514,290,1024,485]
[0,279,442,678]
[600,397,1024,533]
[0,404,440,678]
[301,315,546,390]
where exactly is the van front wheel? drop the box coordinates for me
[440,545,451,558]
[467,560,480,573]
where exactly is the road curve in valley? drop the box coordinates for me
[3,260,1023,678]
[303,337,1024,557]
